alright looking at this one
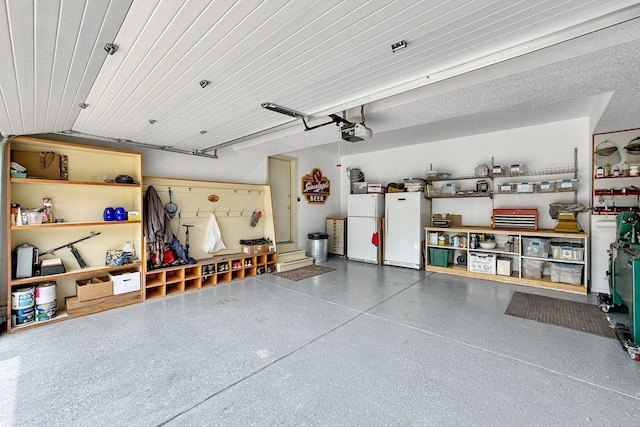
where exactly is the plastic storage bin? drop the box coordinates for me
[498,183,516,193]
[522,259,545,279]
[522,238,550,258]
[549,263,583,285]
[429,248,453,267]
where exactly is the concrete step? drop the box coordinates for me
[277,257,314,272]
[277,250,307,263]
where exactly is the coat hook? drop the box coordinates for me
[241,209,244,216]
[227,209,230,216]
[196,209,199,217]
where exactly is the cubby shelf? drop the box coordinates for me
[143,252,277,300]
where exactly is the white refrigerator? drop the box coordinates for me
[384,192,430,269]
[347,194,385,264]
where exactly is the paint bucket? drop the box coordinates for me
[12,306,35,326]
[11,286,35,310]
[35,282,57,304]
[35,300,58,322]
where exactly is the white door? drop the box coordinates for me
[385,193,421,267]
[348,194,384,217]
[347,217,379,263]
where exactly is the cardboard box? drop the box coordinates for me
[11,150,68,180]
[367,184,385,193]
[76,276,113,302]
[241,244,275,255]
[432,214,462,227]
[497,258,512,276]
[469,253,496,274]
[109,270,141,295]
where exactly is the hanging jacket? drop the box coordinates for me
[144,186,173,244]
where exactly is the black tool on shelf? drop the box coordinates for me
[40,231,101,268]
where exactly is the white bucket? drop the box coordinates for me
[35,300,58,322]
[35,282,57,304]
[12,306,35,326]
[11,286,35,310]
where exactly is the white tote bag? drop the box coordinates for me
[203,213,226,253]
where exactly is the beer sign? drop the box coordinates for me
[301,168,330,204]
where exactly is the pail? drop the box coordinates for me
[35,282,57,304]
[35,300,58,322]
[11,286,35,310]
[12,306,35,326]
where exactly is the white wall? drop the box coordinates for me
[286,143,343,250]
[340,118,591,231]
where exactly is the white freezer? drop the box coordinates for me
[348,194,385,217]
[347,216,381,264]
[384,192,430,269]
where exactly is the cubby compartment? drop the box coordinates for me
[166,281,185,295]
[184,266,200,280]
[145,286,165,300]
[145,271,165,288]
[218,271,232,284]
[256,254,267,266]
[202,275,217,287]
[165,268,185,284]
[184,278,200,292]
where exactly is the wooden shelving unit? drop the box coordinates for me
[6,136,143,332]
[425,226,588,294]
[143,252,277,300]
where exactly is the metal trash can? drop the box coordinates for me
[307,232,328,263]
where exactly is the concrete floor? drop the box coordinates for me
[1,258,639,426]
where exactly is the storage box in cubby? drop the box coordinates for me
[522,237,550,258]
[108,270,141,295]
[76,276,112,302]
[429,248,453,267]
[549,263,583,285]
[469,253,496,274]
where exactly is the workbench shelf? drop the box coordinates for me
[143,252,277,300]
[425,226,588,294]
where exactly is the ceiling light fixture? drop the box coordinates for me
[104,43,119,55]
[261,102,309,120]
[391,40,407,53]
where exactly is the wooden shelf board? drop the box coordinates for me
[63,291,142,318]
[11,220,141,230]
[10,309,70,332]
[11,177,140,187]
[10,262,142,286]
[425,265,586,294]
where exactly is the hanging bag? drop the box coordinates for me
[203,213,226,253]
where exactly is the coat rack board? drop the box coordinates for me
[143,176,276,260]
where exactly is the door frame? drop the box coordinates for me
[268,155,298,253]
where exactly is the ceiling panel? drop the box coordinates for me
[0,0,132,136]
[1,1,639,157]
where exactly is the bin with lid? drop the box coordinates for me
[307,232,328,263]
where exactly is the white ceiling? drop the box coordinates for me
[1,1,639,158]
